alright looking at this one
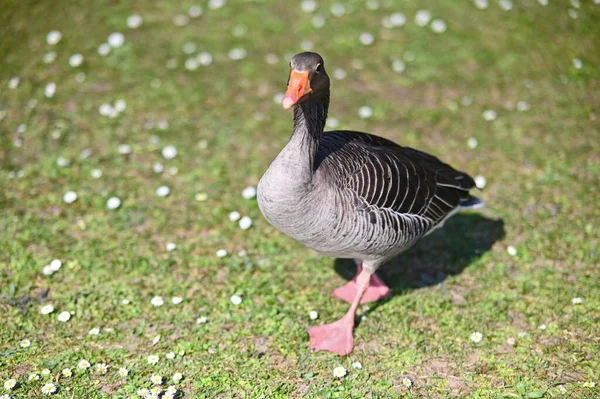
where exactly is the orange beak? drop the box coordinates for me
[282,69,312,109]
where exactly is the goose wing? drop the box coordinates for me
[318,131,475,226]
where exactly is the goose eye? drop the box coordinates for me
[315,63,322,73]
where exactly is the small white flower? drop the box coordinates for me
[507,245,517,256]
[161,145,177,160]
[0,395,9,399]
[41,383,57,395]
[467,137,478,149]
[150,296,164,307]
[28,373,40,381]
[185,58,199,70]
[68,54,84,67]
[415,9,432,27]
[121,298,130,305]
[78,359,91,369]
[43,51,57,64]
[388,12,407,27]
[359,32,374,46]
[150,386,162,395]
[402,377,412,388]
[352,361,362,369]
[330,3,346,16]
[196,316,208,324]
[19,338,31,348]
[98,43,111,56]
[63,191,78,204]
[4,379,16,390]
[583,382,596,388]
[571,297,583,305]
[118,367,128,377]
[216,249,228,258]
[99,103,114,116]
[430,19,447,33]
[150,375,162,385]
[537,0,548,4]
[105,196,122,210]
[474,175,487,189]
[8,77,20,89]
[358,105,373,119]
[507,337,516,346]
[127,14,143,28]
[166,242,177,252]
[137,388,149,397]
[57,311,71,322]
[46,30,62,45]
[301,0,317,13]
[195,192,208,202]
[108,32,125,48]
[156,186,170,198]
[326,117,340,128]
[332,366,347,378]
[197,52,213,66]
[516,101,530,112]
[573,58,583,70]
[539,324,547,330]
[228,48,247,60]
[229,211,241,222]
[392,59,406,73]
[45,82,56,98]
[61,368,72,378]
[208,0,226,9]
[166,386,177,395]
[56,156,70,167]
[312,14,326,28]
[88,327,100,336]
[41,304,55,315]
[95,363,108,374]
[241,186,257,199]
[49,259,61,271]
[147,355,160,365]
[470,331,483,343]
[499,0,513,11]
[230,294,242,305]
[166,351,176,360]
[171,296,183,305]
[189,5,203,17]
[41,369,51,376]
[309,311,318,320]
[474,0,489,9]
[172,372,183,383]
[118,143,131,154]
[482,109,497,121]
[239,216,252,230]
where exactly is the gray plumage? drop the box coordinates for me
[258,52,481,273]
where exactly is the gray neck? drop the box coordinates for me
[286,92,329,179]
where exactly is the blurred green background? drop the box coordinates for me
[1,0,598,398]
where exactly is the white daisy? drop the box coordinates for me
[41,369,51,376]
[43,51,57,64]
[197,52,213,66]
[8,77,20,89]
[309,311,318,320]
[45,82,56,98]
[332,366,346,378]
[239,216,252,230]
[330,3,346,16]
[312,14,326,28]
[107,197,121,210]
[28,374,40,381]
[358,106,373,119]
[57,311,71,322]
[147,355,160,365]
[507,245,517,256]
[50,259,61,271]
[127,14,143,29]
[150,375,162,385]
[150,386,162,395]
[415,9,432,26]
[63,191,78,204]
[41,383,56,395]
[402,377,412,388]
[171,297,183,305]
[188,5,203,17]
[216,249,228,258]
[88,327,100,336]
[61,368,72,378]
[482,109,497,121]
[392,59,406,73]
[474,0,489,9]
[161,145,177,160]
[46,30,62,45]
[19,339,31,348]
[229,211,241,222]
[583,382,596,388]
[136,388,149,397]
[230,294,242,305]
[352,361,362,369]
[166,242,177,252]
[156,186,170,198]
[166,386,177,395]
[150,296,164,307]
[118,143,131,154]
[195,192,208,201]
[166,352,176,360]
[40,304,55,315]
[208,0,226,9]
[0,395,9,399]
[196,316,208,324]
[68,54,84,67]
[470,331,483,343]
[98,43,111,56]
[539,324,547,330]
[121,299,130,305]
[228,48,247,61]
[96,363,109,374]
[474,175,487,189]
[3,379,16,390]
[301,0,317,13]
[572,297,583,305]
[173,14,190,26]
[107,32,125,48]
[118,367,128,377]
[241,186,256,199]
[388,12,407,27]
[77,359,91,369]
[430,19,447,33]
[172,372,183,383]
[358,32,374,46]
[467,137,478,149]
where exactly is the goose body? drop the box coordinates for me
[257,52,481,355]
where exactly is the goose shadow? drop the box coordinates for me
[333,213,505,313]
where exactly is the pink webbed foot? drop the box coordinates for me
[308,315,354,355]
[332,270,390,304]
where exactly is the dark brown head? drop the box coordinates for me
[282,52,330,109]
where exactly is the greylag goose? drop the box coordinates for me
[257,52,483,355]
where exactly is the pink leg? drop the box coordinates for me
[332,264,390,304]
[308,269,371,355]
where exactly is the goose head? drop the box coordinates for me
[282,52,330,109]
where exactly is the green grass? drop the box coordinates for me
[1,0,599,398]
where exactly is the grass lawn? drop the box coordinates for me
[1,0,599,398]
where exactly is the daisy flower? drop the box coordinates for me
[77,359,91,369]
[150,296,164,307]
[166,352,175,360]
[402,377,412,388]
[150,375,162,385]
[147,355,159,365]
[171,297,183,305]
[470,332,483,343]
[352,361,362,369]
[230,294,242,305]
[332,366,346,378]
[57,311,71,322]
[19,339,31,348]
[3,379,16,390]
[118,367,128,377]
[88,327,100,336]
[28,374,40,381]
[41,369,51,376]
[136,388,149,397]
[572,297,583,305]
[309,311,318,320]
[0,394,10,399]
[40,304,55,315]
[41,383,57,394]
[196,316,208,325]
[165,386,177,395]
[96,363,109,374]
[583,382,596,388]
[172,372,183,383]
[61,368,72,378]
